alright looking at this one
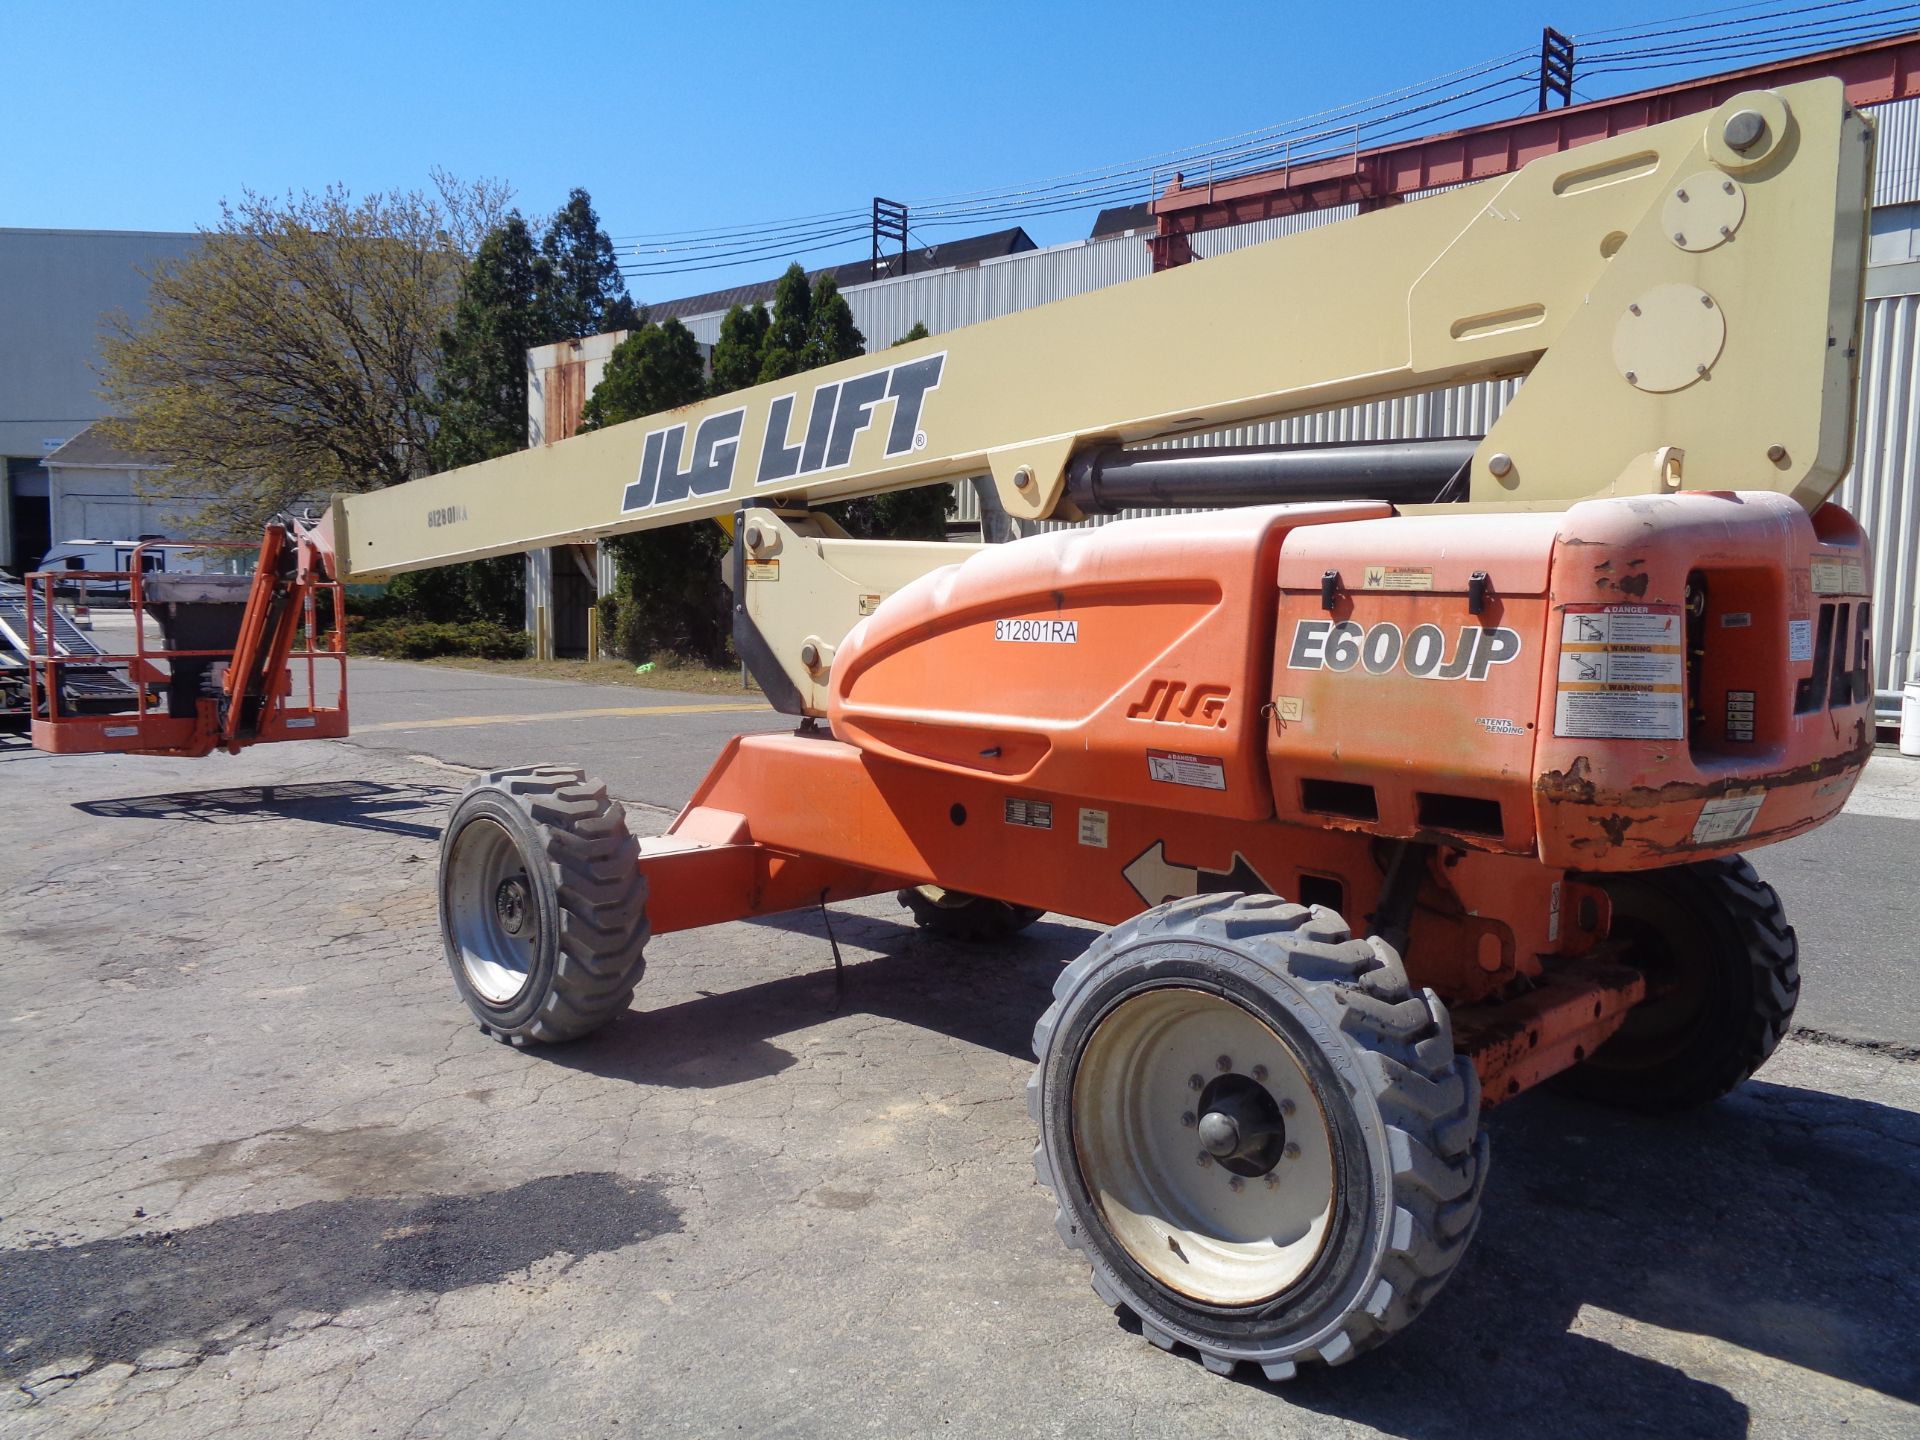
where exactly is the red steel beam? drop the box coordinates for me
[1150,32,1920,268]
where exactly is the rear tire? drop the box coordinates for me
[439,765,648,1046]
[899,885,1043,941]
[1553,856,1797,1111]
[1029,892,1484,1380]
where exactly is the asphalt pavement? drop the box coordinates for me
[2,655,1916,1438]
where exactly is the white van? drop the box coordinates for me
[35,538,246,596]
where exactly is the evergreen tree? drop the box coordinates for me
[709,302,770,395]
[579,317,706,431]
[540,188,640,337]
[430,213,550,470]
[584,318,729,661]
[400,212,559,626]
[757,263,814,381]
[802,275,864,369]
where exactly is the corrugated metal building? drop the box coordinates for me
[637,97,1920,697]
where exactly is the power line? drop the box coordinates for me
[617,3,1917,285]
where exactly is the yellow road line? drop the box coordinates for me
[356,702,771,733]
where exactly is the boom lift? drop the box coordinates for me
[29,81,1877,1379]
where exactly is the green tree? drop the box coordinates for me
[99,173,510,530]
[802,275,864,369]
[578,317,706,432]
[429,212,550,470]
[541,188,640,338]
[585,318,731,661]
[757,263,814,382]
[392,211,557,626]
[709,302,770,395]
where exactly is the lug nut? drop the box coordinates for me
[1280,1097,1297,1116]
[1196,1151,1213,1168]
[1180,1111,1196,1128]
[1188,1073,1204,1091]
[1251,1064,1269,1083]
[1228,1176,1245,1192]
[1264,1173,1281,1190]
[1284,1142,1302,1160]
[1216,1054,1233,1072]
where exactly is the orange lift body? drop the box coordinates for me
[19,79,1880,1380]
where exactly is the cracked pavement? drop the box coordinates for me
[2,670,1917,1439]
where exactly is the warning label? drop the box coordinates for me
[1146,749,1228,791]
[1078,808,1109,848]
[1362,565,1434,591]
[1691,791,1764,844]
[1554,604,1685,740]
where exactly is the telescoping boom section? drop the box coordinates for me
[23,81,1884,1382]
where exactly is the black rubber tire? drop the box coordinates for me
[898,885,1044,941]
[439,765,648,1046]
[1553,855,1797,1112]
[1029,891,1485,1380]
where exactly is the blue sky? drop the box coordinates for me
[5,1,1901,303]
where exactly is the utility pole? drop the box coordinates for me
[1538,27,1575,111]
[871,197,908,281]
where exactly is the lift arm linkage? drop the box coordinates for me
[327,80,1870,582]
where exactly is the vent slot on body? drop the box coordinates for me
[1300,778,1378,822]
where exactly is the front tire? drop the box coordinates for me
[1553,856,1797,1111]
[439,766,648,1045]
[1029,892,1484,1380]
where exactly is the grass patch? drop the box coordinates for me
[408,654,763,697]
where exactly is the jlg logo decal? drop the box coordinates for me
[1127,680,1231,727]
[1288,620,1521,681]
[621,352,946,513]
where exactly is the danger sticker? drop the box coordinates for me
[745,559,780,581]
[1146,749,1227,791]
[1692,792,1764,845]
[1554,603,1685,740]
[1811,559,1845,595]
[995,618,1078,644]
[1362,565,1433,591]
[1004,798,1053,829]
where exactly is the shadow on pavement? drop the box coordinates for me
[547,907,1082,1091]
[553,908,1917,1431]
[0,1172,678,1383]
[73,779,452,841]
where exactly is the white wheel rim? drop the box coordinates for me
[446,817,539,1005]
[1070,986,1336,1306]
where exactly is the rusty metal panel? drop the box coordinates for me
[544,359,586,444]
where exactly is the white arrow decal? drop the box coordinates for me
[1122,842,1199,907]
[1122,843,1277,907]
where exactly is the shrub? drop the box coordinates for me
[346,617,527,660]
